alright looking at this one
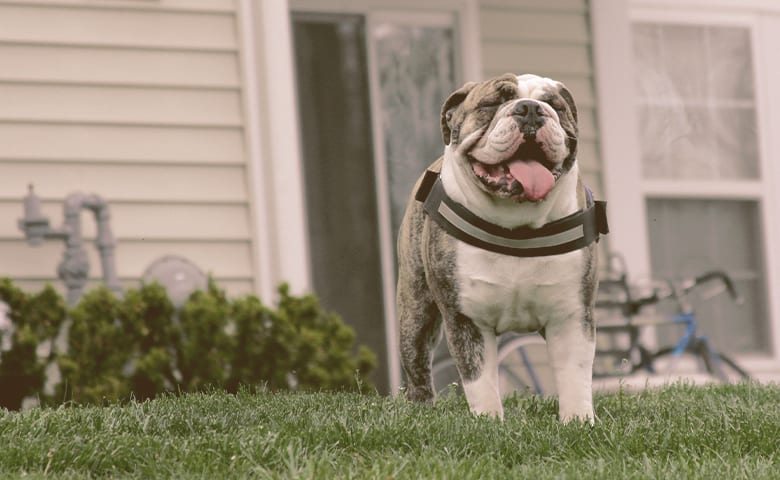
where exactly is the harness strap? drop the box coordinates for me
[416,169,608,257]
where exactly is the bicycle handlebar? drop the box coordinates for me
[626,270,743,314]
[689,270,742,303]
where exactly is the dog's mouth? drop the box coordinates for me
[468,140,561,202]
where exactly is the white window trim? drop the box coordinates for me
[591,0,780,378]
[632,0,780,14]
[247,0,482,394]
[240,0,312,302]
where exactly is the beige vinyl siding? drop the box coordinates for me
[0,0,256,297]
[479,0,602,198]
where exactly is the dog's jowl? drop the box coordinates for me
[397,73,608,423]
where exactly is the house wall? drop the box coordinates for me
[0,0,258,296]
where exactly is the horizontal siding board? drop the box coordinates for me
[0,123,244,164]
[479,0,586,12]
[0,84,243,125]
[0,44,240,87]
[482,42,591,76]
[577,107,596,141]
[0,0,237,14]
[0,202,251,240]
[0,240,254,278]
[577,140,599,172]
[554,76,595,107]
[480,11,589,44]
[581,171,604,200]
[0,162,248,202]
[119,241,254,277]
[0,4,237,50]
[10,279,255,299]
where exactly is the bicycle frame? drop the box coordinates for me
[670,312,696,358]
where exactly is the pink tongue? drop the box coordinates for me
[507,159,555,201]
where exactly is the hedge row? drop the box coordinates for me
[0,279,376,410]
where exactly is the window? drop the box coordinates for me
[631,19,771,355]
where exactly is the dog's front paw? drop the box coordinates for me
[560,408,595,426]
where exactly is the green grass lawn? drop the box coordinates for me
[1,383,778,479]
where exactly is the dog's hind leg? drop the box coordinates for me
[398,278,442,403]
[445,314,503,419]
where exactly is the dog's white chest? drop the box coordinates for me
[456,242,584,333]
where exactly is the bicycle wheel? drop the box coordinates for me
[497,334,547,395]
[431,333,548,397]
[708,352,751,383]
[650,343,726,383]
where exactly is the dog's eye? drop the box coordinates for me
[477,98,502,110]
[546,98,566,113]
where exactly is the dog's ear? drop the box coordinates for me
[441,81,477,145]
[557,83,578,126]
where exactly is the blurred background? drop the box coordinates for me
[1,0,779,393]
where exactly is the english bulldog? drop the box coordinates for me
[397,73,607,423]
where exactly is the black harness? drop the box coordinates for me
[415,168,609,257]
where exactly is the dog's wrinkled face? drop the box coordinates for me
[441,73,578,202]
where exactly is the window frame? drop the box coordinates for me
[592,0,780,378]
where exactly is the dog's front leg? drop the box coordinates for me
[545,317,596,424]
[445,314,503,419]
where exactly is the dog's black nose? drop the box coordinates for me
[513,100,544,130]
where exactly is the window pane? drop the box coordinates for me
[371,20,456,241]
[646,199,769,354]
[706,27,754,100]
[633,23,759,180]
[639,105,715,179]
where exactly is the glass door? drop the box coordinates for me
[292,10,458,391]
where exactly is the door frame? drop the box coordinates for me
[248,0,483,393]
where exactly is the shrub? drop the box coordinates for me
[275,285,376,391]
[227,291,297,392]
[0,279,66,410]
[175,281,233,392]
[55,287,130,405]
[0,279,377,409]
[119,283,178,401]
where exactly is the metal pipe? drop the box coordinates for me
[19,185,122,305]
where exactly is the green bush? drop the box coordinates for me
[0,279,376,409]
[120,283,178,401]
[0,279,66,410]
[56,287,129,405]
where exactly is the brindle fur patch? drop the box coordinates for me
[446,313,485,382]
[581,243,599,341]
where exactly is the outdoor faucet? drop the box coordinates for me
[18,184,122,305]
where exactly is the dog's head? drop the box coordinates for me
[441,73,578,202]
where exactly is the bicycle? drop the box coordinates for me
[594,265,751,384]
